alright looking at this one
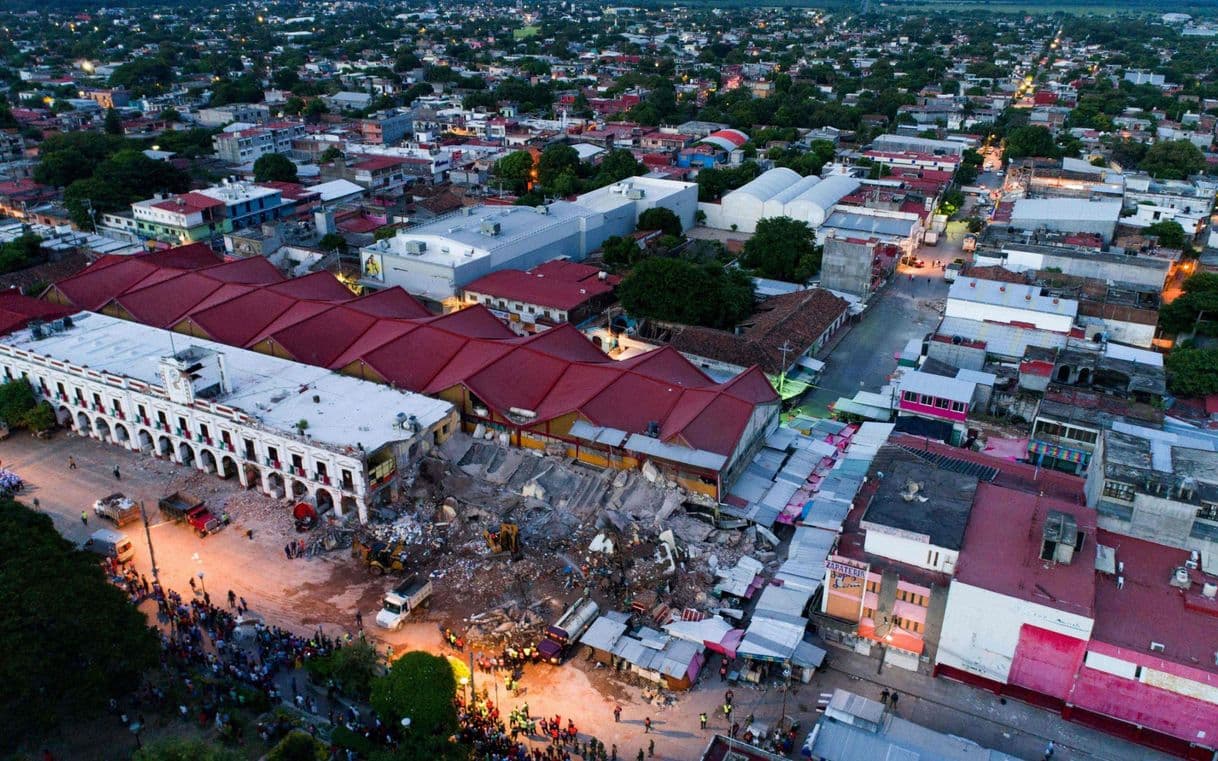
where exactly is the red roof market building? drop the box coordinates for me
[42,246,779,497]
[460,260,620,334]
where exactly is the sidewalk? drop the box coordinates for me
[818,645,1173,761]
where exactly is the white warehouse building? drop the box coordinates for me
[0,312,457,523]
[360,176,697,305]
[699,168,861,233]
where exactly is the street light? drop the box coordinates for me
[128,720,143,749]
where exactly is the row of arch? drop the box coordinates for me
[61,407,360,518]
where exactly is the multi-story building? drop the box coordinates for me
[213,122,307,165]
[129,192,228,243]
[196,103,271,127]
[0,312,456,522]
[359,110,413,146]
[1085,423,1218,565]
[120,182,289,244]
[818,234,901,298]
[361,177,697,304]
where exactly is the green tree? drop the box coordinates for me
[253,153,299,183]
[1140,140,1205,181]
[494,150,535,194]
[1164,348,1218,397]
[0,378,36,426]
[306,640,380,699]
[33,132,129,187]
[133,739,243,761]
[1003,125,1059,161]
[537,143,580,190]
[103,107,123,136]
[1144,220,1188,250]
[22,401,57,433]
[637,207,682,237]
[592,149,644,187]
[152,128,218,159]
[1158,273,1218,337]
[741,216,821,282]
[601,235,642,269]
[0,232,44,274]
[370,651,463,760]
[0,499,159,750]
[318,233,347,253]
[320,146,345,164]
[266,730,327,761]
[618,258,754,329]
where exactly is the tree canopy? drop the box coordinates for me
[637,207,682,237]
[1139,140,1205,181]
[1003,125,1058,161]
[741,216,821,283]
[1159,273,1218,338]
[370,651,463,761]
[618,257,755,330]
[0,499,159,751]
[1165,348,1218,398]
[1143,220,1188,250]
[253,152,299,183]
[494,151,535,195]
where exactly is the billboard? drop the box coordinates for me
[361,251,384,281]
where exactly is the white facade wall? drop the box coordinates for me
[0,346,380,521]
[1076,315,1156,349]
[862,529,958,573]
[944,297,1074,334]
[935,581,1094,684]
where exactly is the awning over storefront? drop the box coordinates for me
[1027,440,1088,464]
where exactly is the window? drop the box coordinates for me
[137,404,147,420]
[243,438,256,460]
[177,416,187,433]
[1103,480,1135,501]
[903,390,918,403]
[199,423,209,440]
[950,401,966,413]
[926,550,940,567]
[92,392,102,407]
[267,446,279,464]
[934,397,950,409]
[920,394,933,405]
[1198,502,1218,522]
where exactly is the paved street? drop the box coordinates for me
[0,431,1175,760]
[800,257,952,417]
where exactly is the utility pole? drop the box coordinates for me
[139,500,160,589]
[777,341,795,395]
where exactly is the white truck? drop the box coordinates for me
[375,575,433,630]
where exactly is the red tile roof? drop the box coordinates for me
[46,244,777,460]
[0,292,74,336]
[462,259,619,311]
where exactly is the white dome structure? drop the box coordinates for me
[783,175,861,228]
[718,168,801,233]
[762,174,821,219]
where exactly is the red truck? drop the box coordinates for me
[158,491,223,537]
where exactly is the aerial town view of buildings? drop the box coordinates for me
[2,1,1218,760]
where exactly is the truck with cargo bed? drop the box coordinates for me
[159,492,223,537]
[537,596,599,664]
[94,493,140,526]
[375,575,433,630]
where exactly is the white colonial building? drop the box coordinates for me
[0,312,456,522]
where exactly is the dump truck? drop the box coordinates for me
[159,491,223,537]
[94,493,140,526]
[537,596,599,665]
[374,574,433,630]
